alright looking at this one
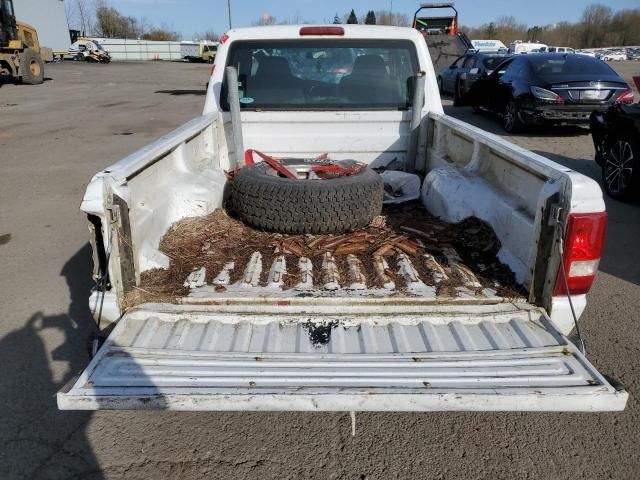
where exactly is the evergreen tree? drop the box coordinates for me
[365,10,377,25]
[347,9,358,24]
[333,13,341,24]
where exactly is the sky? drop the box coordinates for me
[107,0,640,39]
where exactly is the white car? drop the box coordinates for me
[601,52,627,61]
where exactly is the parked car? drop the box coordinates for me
[57,25,627,413]
[509,41,548,54]
[591,103,640,199]
[601,52,627,61]
[539,46,575,54]
[576,50,597,58]
[468,53,633,132]
[437,51,511,105]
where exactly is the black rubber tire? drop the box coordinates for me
[601,135,639,200]
[227,159,384,234]
[20,49,44,85]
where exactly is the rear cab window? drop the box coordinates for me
[221,39,419,111]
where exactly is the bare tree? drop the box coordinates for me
[194,30,219,42]
[460,4,639,48]
[581,4,613,47]
[253,13,277,26]
[66,0,94,34]
[374,11,409,27]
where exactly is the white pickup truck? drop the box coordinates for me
[58,25,627,412]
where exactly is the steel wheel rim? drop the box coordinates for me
[29,59,41,76]
[504,103,515,130]
[605,140,634,194]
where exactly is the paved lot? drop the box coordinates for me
[1,61,639,480]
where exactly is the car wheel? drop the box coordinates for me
[503,100,524,133]
[602,137,638,200]
[437,77,444,94]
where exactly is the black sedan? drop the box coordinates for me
[437,51,511,105]
[591,103,640,200]
[468,53,634,133]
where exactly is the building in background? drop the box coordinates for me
[13,0,70,52]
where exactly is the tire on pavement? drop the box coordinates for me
[20,49,44,85]
[227,159,384,234]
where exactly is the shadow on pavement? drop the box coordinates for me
[156,89,206,96]
[0,244,104,480]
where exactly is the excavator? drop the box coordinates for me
[0,0,51,84]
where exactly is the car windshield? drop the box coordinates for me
[482,56,510,70]
[222,40,418,110]
[529,55,615,80]
[93,41,104,51]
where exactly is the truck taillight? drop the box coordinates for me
[615,88,634,105]
[554,212,607,296]
[299,26,344,36]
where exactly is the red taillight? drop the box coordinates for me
[615,88,634,105]
[299,26,344,36]
[219,33,230,45]
[553,212,607,296]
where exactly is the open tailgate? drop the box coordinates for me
[58,304,627,411]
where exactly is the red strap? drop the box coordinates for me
[244,149,298,180]
[311,162,367,178]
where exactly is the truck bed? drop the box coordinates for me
[126,202,525,308]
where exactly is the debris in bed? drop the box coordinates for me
[124,201,526,308]
[304,319,339,346]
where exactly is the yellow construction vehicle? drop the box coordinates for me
[1,0,52,84]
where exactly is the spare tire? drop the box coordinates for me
[227,159,384,234]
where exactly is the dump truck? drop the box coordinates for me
[58,25,627,412]
[0,0,51,84]
[413,3,473,73]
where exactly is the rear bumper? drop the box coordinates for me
[521,104,611,125]
[58,388,628,412]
